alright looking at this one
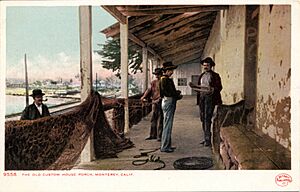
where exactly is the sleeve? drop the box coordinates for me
[215,74,223,92]
[20,106,29,120]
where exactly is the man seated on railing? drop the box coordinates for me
[20,89,50,120]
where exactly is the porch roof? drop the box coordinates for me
[101,5,228,65]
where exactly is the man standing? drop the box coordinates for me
[189,57,222,147]
[21,89,50,120]
[141,68,164,141]
[159,62,183,153]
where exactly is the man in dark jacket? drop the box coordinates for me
[159,62,183,153]
[189,57,222,146]
[21,89,50,120]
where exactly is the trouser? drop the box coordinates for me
[149,100,163,139]
[199,95,215,144]
[161,97,176,151]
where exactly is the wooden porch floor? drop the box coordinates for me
[74,96,218,170]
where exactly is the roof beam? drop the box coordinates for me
[164,45,203,60]
[166,47,203,63]
[101,15,157,38]
[128,33,162,61]
[143,13,216,43]
[173,53,202,65]
[161,40,206,58]
[102,6,127,24]
[117,5,229,16]
[157,32,210,53]
[135,12,211,38]
[147,26,212,50]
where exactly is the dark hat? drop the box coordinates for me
[153,68,163,75]
[162,61,178,70]
[200,57,215,67]
[30,89,45,97]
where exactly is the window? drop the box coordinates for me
[178,78,187,86]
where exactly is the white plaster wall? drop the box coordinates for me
[203,6,246,104]
[173,62,201,95]
[256,5,291,149]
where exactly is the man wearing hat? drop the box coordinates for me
[189,57,222,147]
[141,68,164,141]
[159,62,183,153]
[21,89,50,120]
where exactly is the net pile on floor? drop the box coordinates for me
[5,91,133,170]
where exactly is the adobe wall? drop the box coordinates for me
[256,5,291,149]
[202,6,246,104]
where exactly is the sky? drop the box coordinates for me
[6,6,117,82]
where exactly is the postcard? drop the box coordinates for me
[0,0,299,191]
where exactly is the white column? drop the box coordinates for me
[153,57,158,70]
[120,19,130,133]
[142,47,148,92]
[79,6,94,162]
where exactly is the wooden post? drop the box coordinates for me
[79,6,94,162]
[120,18,129,134]
[142,47,148,92]
[24,54,29,106]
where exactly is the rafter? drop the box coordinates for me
[173,53,202,65]
[163,45,204,60]
[134,12,210,38]
[127,33,162,61]
[165,47,203,62]
[142,14,216,43]
[157,32,210,53]
[161,40,206,58]
[117,5,229,16]
[101,15,158,38]
[102,6,127,24]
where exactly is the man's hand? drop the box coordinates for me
[188,82,195,88]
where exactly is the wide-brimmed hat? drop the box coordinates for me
[162,61,178,70]
[153,68,163,75]
[30,89,45,97]
[200,57,215,67]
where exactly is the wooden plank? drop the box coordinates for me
[167,47,203,63]
[157,32,210,53]
[146,25,213,50]
[118,5,229,16]
[102,5,127,24]
[141,12,213,42]
[117,5,199,11]
[143,13,216,43]
[164,45,204,61]
[101,15,157,38]
[120,21,130,133]
[161,41,206,58]
[134,12,209,38]
[173,54,202,65]
[79,6,94,163]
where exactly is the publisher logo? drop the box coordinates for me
[275,173,292,187]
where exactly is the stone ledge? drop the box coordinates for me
[220,125,290,170]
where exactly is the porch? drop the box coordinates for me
[74,96,218,170]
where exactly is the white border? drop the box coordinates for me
[1,1,299,191]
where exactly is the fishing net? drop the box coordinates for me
[5,91,135,170]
